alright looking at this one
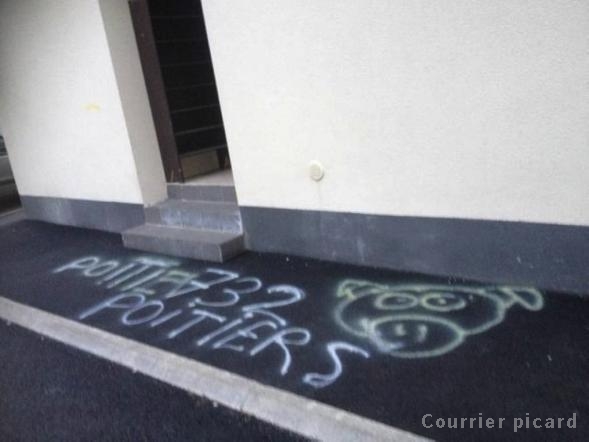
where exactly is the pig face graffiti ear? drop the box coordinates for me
[336,279,384,300]
[494,287,544,311]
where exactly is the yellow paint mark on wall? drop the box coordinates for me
[84,103,101,112]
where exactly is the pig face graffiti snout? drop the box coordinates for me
[335,280,544,358]
[366,315,464,358]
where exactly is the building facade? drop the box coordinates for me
[1,0,588,293]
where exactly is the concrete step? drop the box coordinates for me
[145,199,241,233]
[161,61,215,90]
[166,83,218,110]
[175,125,226,155]
[171,104,222,133]
[122,223,244,262]
[167,183,237,203]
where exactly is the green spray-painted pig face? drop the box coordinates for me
[334,280,543,358]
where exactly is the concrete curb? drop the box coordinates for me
[0,296,429,442]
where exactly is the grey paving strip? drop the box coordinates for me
[0,296,429,442]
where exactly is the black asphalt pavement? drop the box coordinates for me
[0,320,305,442]
[0,219,588,441]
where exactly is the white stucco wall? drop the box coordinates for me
[0,0,166,205]
[203,0,589,226]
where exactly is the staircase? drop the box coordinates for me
[148,0,229,176]
[122,183,244,262]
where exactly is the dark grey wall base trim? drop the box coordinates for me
[241,206,589,295]
[21,195,145,233]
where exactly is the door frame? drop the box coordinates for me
[129,0,184,183]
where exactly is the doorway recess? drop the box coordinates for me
[130,0,230,182]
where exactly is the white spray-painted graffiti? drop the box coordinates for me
[54,256,369,388]
[53,256,544,388]
[334,280,544,358]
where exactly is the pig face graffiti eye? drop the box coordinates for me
[420,293,467,312]
[374,292,419,310]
